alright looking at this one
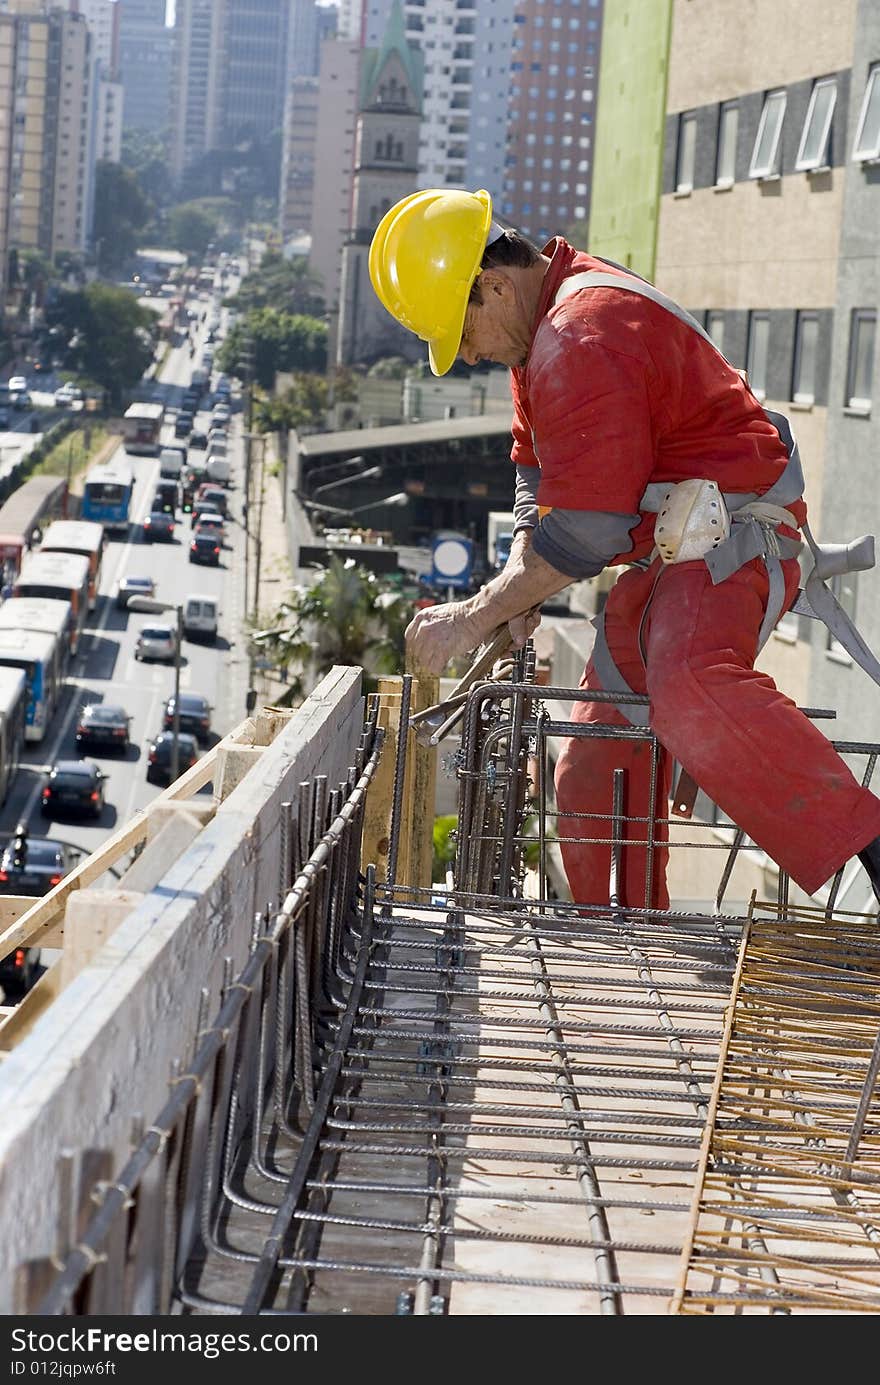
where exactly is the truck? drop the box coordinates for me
[487,510,516,571]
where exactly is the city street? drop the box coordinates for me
[0,305,251,864]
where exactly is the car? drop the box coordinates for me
[8,375,28,397]
[152,480,180,515]
[191,495,222,523]
[194,513,225,544]
[54,382,83,407]
[116,574,157,610]
[174,411,193,438]
[189,430,208,450]
[162,692,212,742]
[75,703,132,754]
[40,760,107,819]
[211,406,230,428]
[0,407,10,428]
[142,510,175,542]
[146,731,200,786]
[194,483,227,516]
[159,445,186,478]
[205,453,230,486]
[0,835,79,898]
[189,532,221,566]
[135,623,178,662]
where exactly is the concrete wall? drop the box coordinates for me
[0,668,364,1312]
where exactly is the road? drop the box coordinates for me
[0,295,251,870]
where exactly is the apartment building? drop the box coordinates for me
[278,0,336,246]
[117,0,172,135]
[501,0,602,243]
[0,3,93,297]
[307,33,361,356]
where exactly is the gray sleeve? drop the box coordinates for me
[531,507,639,579]
[513,464,540,533]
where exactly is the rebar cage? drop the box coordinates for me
[25,665,880,1316]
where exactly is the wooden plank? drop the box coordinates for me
[360,681,399,885]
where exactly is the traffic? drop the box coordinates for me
[0,276,249,998]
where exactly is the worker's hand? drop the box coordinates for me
[508,605,542,650]
[405,601,484,675]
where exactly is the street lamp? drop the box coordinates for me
[302,454,364,497]
[127,596,183,783]
[297,491,409,521]
[309,465,382,504]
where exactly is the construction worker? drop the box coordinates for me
[369,187,880,909]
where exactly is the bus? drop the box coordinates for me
[80,457,134,533]
[0,666,27,804]
[0,474,68,590]
[39,519,105,611]
[0,629,62,742]
[122,402,164,456]
[0,596,74,671]
[12,551,91,655]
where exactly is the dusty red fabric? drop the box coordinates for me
[555,557,880,905]
[510,239,806,560]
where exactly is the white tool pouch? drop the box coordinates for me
[654,478,731,564]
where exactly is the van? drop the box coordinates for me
[183,594,219,643]
[159,447,184,479]
[205,453,230,486]
[206,434,227,458]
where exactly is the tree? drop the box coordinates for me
[229,251,325,317]
[120,131,173,210]
[46,284,158,408]
[252,376,328,438]
[249,556,411,703]
[167,202,222,257]
[217,309,327,387]
[92,162,153,274]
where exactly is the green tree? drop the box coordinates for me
[229,251,325,317]
[250,555,411,704]
[93,162,153,274]
[217,309,327,388]
[252,375,328,438]
[120,131,173,209]
[46,284,158,408]
[167,202,220,257]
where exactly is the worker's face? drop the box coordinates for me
[457,272,532,370]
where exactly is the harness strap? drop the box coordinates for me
[552,267,880,716]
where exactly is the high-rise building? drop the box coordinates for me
[501,0,603,243]
[278,1,336,246]
[170,0,293,183]
[307,33,361,330]
[117,0,172,135]
[0,3,93,297]
[71,1,123,168]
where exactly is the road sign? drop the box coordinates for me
[430,533,473,590]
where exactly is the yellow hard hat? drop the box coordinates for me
[369,188,493,376]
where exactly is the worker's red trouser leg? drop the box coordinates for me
[555,557,880,905]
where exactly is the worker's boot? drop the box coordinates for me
[857,835,880,907]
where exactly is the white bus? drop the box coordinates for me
[0,596,74,673]
[0,628,61,742]
[122,401,164,456]
[39,519,105,611]
[0,666,27,804]
[13,551,91,655]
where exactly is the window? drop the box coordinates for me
[827,573,857,660]
[796,77,836,170]
[792,311,819,404]
[853,65,880,161]
[715,101,738,185]
[675,111,696,192]
[846,309,876,411]
[749,89,786,178]
[706,311,725,355]
[746,312,770,397]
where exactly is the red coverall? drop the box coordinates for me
[511,240,880,907]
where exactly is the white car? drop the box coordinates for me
[8,376,30,407]
[134,623,178,663]
[54,383,83,407]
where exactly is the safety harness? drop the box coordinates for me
[551,269,880,728]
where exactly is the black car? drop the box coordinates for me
[189,531,221,565]
[0,836,79,898]
[146,731,200,786]
[152,480,180,514]
[162,692,212,742]
[76,704,132,753]
[40,761,107,818]
[143,510,175,542]
[189,430,208,450]
[174,411,193,438]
